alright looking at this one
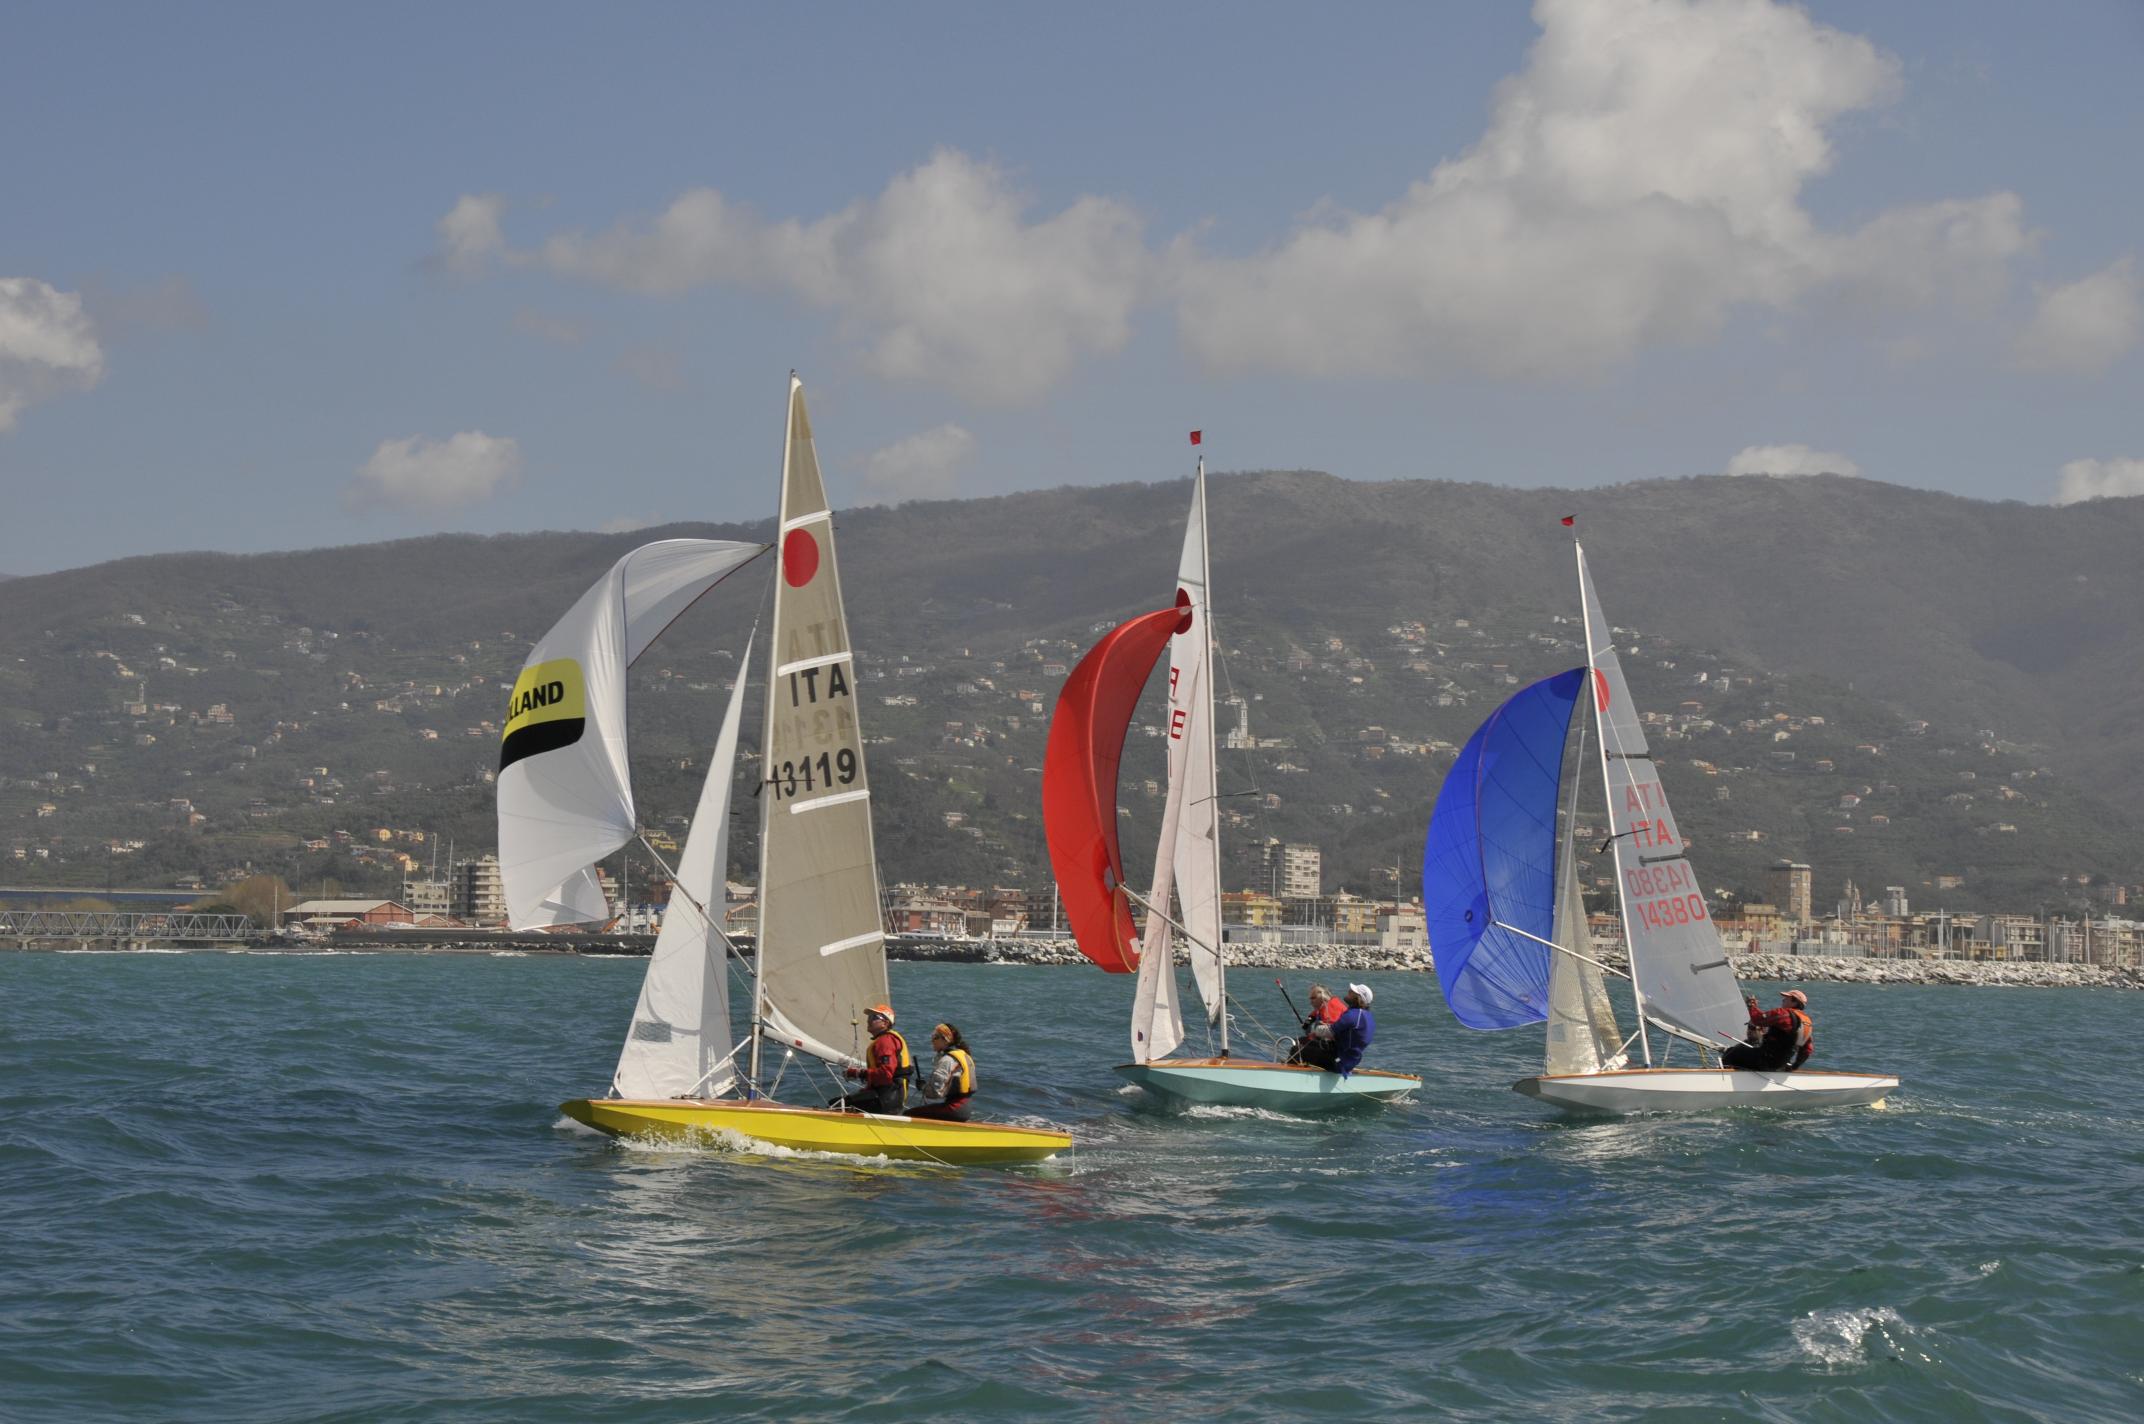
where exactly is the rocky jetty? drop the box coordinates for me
[888,937,2144,989]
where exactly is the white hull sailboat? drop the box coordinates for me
[1516,1068,1896,1113]
[1044,438,1418,1112]
[503,377,1070,1166]
[1423,541,1896,1115]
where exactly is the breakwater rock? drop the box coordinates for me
[887,937,2144,989]
[1732,954,2144,991]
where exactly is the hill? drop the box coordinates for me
[2,472,2139,915]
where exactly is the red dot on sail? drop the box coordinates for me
[1174,587,1194,634]
[1594,668,1611,714]
[783,528,819,587]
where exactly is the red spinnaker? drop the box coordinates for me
[1042,606,1190,973]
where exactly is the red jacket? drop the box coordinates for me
[1316,997,1348,1026]
[862,1029,912,1089]
[1748,1003,1813,1068]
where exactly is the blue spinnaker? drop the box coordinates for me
[1423,667,1586,1030]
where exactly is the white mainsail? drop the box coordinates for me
[497,538,764,929]
[1130,651,1207,1062]
[1576,543,1746,1049]
[1169,462,1226,1029]
[753,377,890,1069]
[612,633,754,1099]
[1544,809,1624,1076]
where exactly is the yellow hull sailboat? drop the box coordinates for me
[559,1098,1071,1165]
[501,376,1070,1166]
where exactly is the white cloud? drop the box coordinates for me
[2017,257,2140,374]
[435,2,2048,399]
[455,149,1149,404]
[1724,443,1861,478]
[2051,456,2144,505]
[1173,0,2029,379]
[345,431,522,512]
[0,277,105,432]
[437,194,507,274]
[858,423,977,504]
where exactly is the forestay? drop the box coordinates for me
[1576,544,1747,1048]
[612,633,753,1099]
[1167,468,1225,1025]
[755,378,889,1067]
[1423,668,1587,1029]
[496,538,764,929]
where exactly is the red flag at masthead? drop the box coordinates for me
[1560,515,1576,526]
[1189,430,1202,446]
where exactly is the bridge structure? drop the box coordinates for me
[0,909,264,949]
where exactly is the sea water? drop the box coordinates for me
[2,952,2139,1421]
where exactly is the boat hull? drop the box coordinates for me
[559,1098,1072,1164]
[1115,1057,1419,1112]
[1514,1067,1898,1114]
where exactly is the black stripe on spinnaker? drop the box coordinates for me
[500,717,585,772]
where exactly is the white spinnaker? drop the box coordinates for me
[754,377,890,1069]
[497,539,764,929]
[611,634,754,1100]
[1131,653,1206,1062]
[1170,464,1225,1027]
[1576,544,1746,1048]
[1544,809,1624,1076]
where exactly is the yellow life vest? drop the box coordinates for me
[944,1046,976,1100]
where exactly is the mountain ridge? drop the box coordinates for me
[2,471,2138,911]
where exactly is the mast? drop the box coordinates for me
[1196,450,1228,1053]
[747,385,787,1093]
[1577,541,1653,1067]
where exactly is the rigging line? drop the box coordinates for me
[1489,919,1633,982]
[634,834,758,985]
[1221,990,1285,1050]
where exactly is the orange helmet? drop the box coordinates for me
[866,1003,895,1023]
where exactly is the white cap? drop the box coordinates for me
[1347,982,1374,1006]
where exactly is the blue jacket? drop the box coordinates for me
[1331,1006,1375,1077]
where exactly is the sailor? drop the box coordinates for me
[1720,989,1813,1073]
[834,1003,914,1113]
[1290,983,1348,1068]
[907,1023,977,1122]
[1327,982,1378,1078]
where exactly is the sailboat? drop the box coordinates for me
[1422,542,1898,1113]
[513,376,1071,1165]
[1043,441,1420,1111]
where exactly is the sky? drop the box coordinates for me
[2,0,2140,575]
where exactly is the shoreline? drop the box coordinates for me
[11,933,2140,990]
[886,938,2144,990]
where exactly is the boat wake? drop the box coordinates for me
[1171,1102,1312,1124]
[1792,1306,1927,1368]
[553,1114,608,1137]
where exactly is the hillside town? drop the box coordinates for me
[218,840,2144,973]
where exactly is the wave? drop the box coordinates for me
[1792,1306,1925,1368]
